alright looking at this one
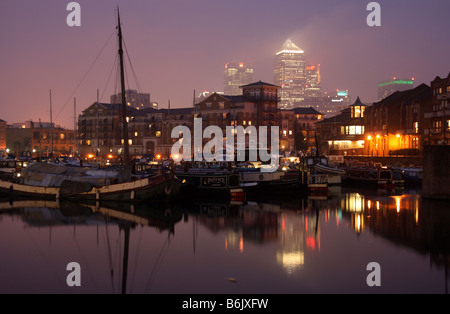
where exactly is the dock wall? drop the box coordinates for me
[422,145,450,200]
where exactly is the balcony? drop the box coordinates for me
[424,111,446,119]
[424,127,450,135]
[436,93,450,100]
[406,129,419,134]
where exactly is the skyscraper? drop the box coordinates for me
[378,77,415,100]
[274,39,306,110]
[224,62,254,96]
[305,64,322,99]
[110,89,158,110]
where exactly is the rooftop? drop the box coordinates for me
[276,39,304,55]
[240,80,280,88]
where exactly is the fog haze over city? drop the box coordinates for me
[1,0,449,128]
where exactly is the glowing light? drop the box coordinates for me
[156,154,162,160]
[396,134,401,138]
[367,135,372,140]
[276,49,304,55]
[376,135,380,139]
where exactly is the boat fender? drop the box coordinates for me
[18,177,24,184]
[259,175,264,180]
[9,185,13,193]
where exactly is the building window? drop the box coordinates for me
[413,122,419,133]
[412,137,419,148]
[352,106,365,118]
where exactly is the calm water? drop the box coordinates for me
[0,187,449,294]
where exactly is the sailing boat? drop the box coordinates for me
[0,10,181,201]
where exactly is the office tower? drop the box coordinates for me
[378,77,415,100]
[274,39,306,110]
[110,89,158,110]
[224,62,254,96]
[305,64,322,98]
[322,90,351,117]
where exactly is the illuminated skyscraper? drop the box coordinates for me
[378,77,415,100]
[274,39,306,110]
[110,89,158,110]
[305,64,322,99]
[224,62,254,95]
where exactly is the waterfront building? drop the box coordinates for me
[146,107,193,158]
[378,77,415,101]
[197,90,225,102]
[365,83,432,157]
[224,62,254,96]
[5,120,75,157]
[279,107,324,154]
[315,97,367,155]
[194,81,279,150]
[77,102,193,159]
[241,81,280,127]
[274,39,306,110]
[0,119,6,154]
[423,72,450,145]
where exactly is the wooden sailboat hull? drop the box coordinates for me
[0,174,181,201]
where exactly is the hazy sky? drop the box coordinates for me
[1,0,449,129]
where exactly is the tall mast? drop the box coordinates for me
[97,89,100,158]
[50,89,54,158]
[74,98,77,156]
[117,8,130,165]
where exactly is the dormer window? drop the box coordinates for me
[351,105,365,118]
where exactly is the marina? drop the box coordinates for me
[1,0,448,298]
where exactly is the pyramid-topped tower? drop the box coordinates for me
[276,39,304,55]
[274,39,306,110]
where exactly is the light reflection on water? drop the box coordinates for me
[0,186,449,294]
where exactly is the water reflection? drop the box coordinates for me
[1,187,449,293]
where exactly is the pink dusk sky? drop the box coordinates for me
[1,0,449,129]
